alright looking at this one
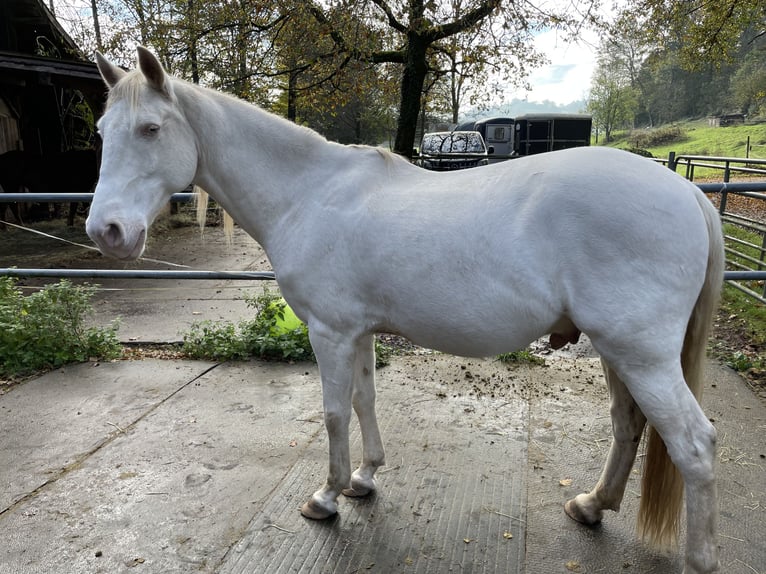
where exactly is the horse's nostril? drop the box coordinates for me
[104,222,123,248]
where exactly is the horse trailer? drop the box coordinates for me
[457,114,592,161]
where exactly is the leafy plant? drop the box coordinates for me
[182,290,313,362]
[496,349,546,366]
[0,277,121,378]
[725,351,762,373]
[182,289,395,366]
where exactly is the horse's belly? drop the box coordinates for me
[390,316,553,358]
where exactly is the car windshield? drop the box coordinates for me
[421,132,485,154]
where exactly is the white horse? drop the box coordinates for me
[88,48,724,574]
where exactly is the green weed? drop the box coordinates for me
[182,290,313,362]
[182,289,394,367]
[0,277,121,378]
[496,349,546,366]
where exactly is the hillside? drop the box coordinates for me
[605,120,766,161]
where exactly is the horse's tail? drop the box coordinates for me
[193,185,234,243]
[637,189,724,549]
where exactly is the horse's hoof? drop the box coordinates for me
[342,485,373,498]
[300,498,337,520]
[342,476,376,498]
[564,496,602,526]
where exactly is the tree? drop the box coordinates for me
[618,0,766,70]
[731,47,766,116]
[599,14,654,125]
[587,49,637,142]
[306,0,598,157]
[55,0,600,152]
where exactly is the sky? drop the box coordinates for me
[504,27,601,105]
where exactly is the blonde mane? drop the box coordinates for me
[105,70,148,112]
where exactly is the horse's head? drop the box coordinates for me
[86,47,198,260]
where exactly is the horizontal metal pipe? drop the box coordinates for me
[696,182,766,194]
[0,193,195,203]
[724,271,766,280]
[0,267,762,281]
[0,268,275,280]
[2,185,766,203]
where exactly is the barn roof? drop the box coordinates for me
[0,0,102,92]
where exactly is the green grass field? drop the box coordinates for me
[606,120,766,175]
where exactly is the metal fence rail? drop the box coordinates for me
[669,154,766,182]
[0,267,758,282]
[0,269,276,280]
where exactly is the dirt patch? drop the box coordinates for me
[711,311,766,401]
[706,190,766,223]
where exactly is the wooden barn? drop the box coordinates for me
[0,0,104,156]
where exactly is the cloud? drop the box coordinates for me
[535,64,578,85]
[505,28,600,105]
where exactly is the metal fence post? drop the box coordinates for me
[667,151,676,172]
[760,233,766,299]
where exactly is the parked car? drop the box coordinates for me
[417,131,492,171]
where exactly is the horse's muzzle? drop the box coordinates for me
[86,218,147,260]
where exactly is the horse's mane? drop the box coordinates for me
[349,144,410,167]
[105,70,148,112]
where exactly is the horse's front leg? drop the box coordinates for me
[343,334,385,498]
[300,327,356,520]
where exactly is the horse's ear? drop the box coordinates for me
[137,46,172,98]
[95,52,126,88]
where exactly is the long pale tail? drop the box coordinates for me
[637,189,725,548]
[193,185,234,243]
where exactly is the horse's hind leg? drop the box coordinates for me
[342,334,385,498]
[565,360,646,525]
[624,364,718,574]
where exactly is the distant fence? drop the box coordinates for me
[664,153,766,183]
[1,162,765,303]
[665,157,766,304]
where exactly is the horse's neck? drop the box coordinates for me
[178,81,340,248]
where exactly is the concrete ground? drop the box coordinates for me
[1,224,764,573]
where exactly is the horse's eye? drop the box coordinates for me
[141,124,160,137]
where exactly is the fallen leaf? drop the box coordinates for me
[559,478,573,487]
[503,531,513,539]
[404,556,414,565]
[565,560,581,572]
[463,538,474,544]
[289,439,297,447]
